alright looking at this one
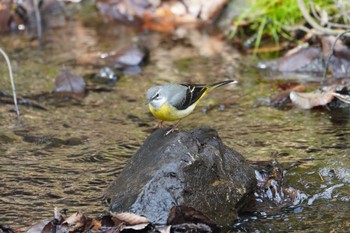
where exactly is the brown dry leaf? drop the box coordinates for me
[111,212,149,226]
[271,84,306,108]
[91,219,102,230]
[96,0,227,32]
[62,211,92,232]
[142,6,176,32]
[290,89,335,109]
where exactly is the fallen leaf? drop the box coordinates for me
[121,223,149,231]
[332,92,350,104]
[290,89,335,109]
[111,212,149,225]
[96,0,227,32]
[271,84,306,108]
[96,0,146,25]
[62,211,92,232]
[53,69,86,96]
[102,45,149,69]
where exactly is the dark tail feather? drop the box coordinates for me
[209,80,237,89]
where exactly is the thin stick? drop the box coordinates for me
[309,0,350,30]
[33,0,42,45]
[297,0,344,35]
[0,48,20,116]
[321,30,350,84]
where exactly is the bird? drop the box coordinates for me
[146,80,237,133]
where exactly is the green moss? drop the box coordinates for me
[77,1,104,27]
[174,58,196,72]
[231,0,338,51]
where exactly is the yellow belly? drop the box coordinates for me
[149,102,196,121]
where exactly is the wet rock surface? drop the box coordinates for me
[104,127,256,226]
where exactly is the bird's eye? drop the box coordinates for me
[154,93,159,99]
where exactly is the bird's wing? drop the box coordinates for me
[171,84,208,110]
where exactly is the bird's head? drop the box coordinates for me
[146,86,167,109]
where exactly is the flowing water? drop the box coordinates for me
[0,8,349,232]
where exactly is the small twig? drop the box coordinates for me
[0,48,20,116]
[318,172,324,182]
[309,0,327,26]
[333,0,350,23]
[321,30,350,83]
[309,0,350,29]
[33,0,42,45]
[297,0,344,35]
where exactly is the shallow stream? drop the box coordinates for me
[0,8,349,232]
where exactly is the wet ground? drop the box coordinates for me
[0,6,350,233]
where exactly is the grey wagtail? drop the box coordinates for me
[146,80,237,132]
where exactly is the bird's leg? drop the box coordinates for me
[153,120,164,128]
[165,120,181,135]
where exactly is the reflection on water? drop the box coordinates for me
[0,16,349,232]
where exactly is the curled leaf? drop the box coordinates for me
[111,212,149,225]
[62,211,92,232]
[290,89,335,109]
[121,223,149,230]
[332,92,350,104]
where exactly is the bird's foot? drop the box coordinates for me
[165,120,181,135]
[153,121,164,128]
[165,127,179,135]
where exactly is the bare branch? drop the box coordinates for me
[0,48,20,116]
[297,0,344,35]
[309,0,350,29]
[33,0,42,45]
[322,30,350,83]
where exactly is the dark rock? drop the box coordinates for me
[93,67,118,85]
[167,205,220,233]
[104,127,256,226]
[0,224,16,233]
[258,47,325,74]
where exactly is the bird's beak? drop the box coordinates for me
[145,99,150,105]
